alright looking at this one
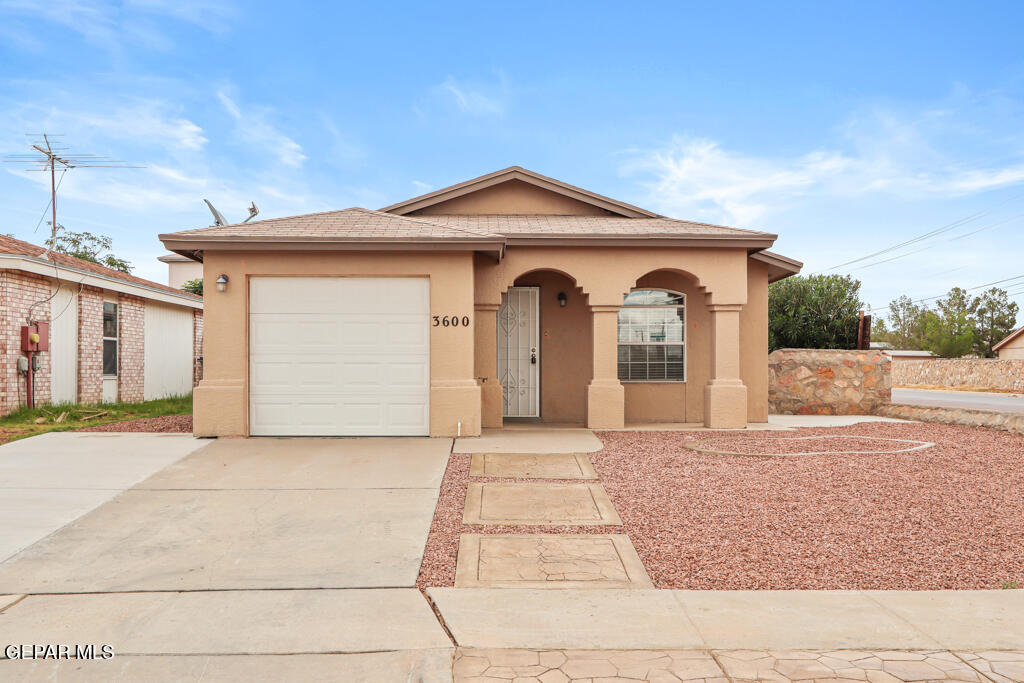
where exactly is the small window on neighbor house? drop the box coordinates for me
[617,289,686,382]
[103,302,118,376]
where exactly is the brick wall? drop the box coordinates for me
[193,309,204,386]
[117,294,145,403]
[77,286,104,405]
[768,348,892,415]
[892,358,1024,392]
[0,270,55,416]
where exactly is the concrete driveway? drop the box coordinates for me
[0,433,206,562]
[893,387,1024,413]
[0,434,455,680]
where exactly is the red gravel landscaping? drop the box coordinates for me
[417,421,1024,590]
[77,414,193,433]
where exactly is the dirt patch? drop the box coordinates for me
[77,415,193,433]
[594,422,1024,590]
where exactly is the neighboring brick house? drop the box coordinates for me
[0,235,203,416]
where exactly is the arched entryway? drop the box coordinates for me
[499,270,592,424]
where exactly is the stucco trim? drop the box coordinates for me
[993,324,1024,351]
[380,166,660,218]
[751,250,803,282]
[0,255,202,309]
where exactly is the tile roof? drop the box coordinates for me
[162,207,500,241]
[0,234,200,301]
[161,208,773,243]
[421,214,774,238]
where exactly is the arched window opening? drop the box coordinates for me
[617,289,685,382]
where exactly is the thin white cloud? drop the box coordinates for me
[0,0,235,48]
[411,180,432,193]
[623,103,1024,226]
[437,76,505,116]
[217,91,306,167]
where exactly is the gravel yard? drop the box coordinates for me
[418,422,1024,590]
[77,414,193,433]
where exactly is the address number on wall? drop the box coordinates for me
[432,315,471,327]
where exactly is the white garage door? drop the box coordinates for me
[249,277,429,436]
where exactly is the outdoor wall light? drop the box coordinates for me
[216,274,229,292]
[557,292,567,307]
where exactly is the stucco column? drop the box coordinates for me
[474,302,503,429]
[586,305,624,429]
[704,304,747,428]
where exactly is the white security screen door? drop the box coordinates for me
[497,286,540,417]
[249,277,429,436]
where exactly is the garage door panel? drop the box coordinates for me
[249,277,429,436]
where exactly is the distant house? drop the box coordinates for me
[1,235,203,416]
[158,253,203,289]
[993,326,1024,360]
[883,349,937,363]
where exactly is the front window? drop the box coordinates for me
[617,289,685,381]
[103,302,118,376]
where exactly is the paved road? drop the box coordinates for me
[893,387,1024,414]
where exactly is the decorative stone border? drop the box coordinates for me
[877,403,1024,436]
[685,434,935,457]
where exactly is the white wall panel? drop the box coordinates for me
[144,301,193,400]
[49,282,78,404]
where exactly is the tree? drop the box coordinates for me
[884,295,927,349]
[768,274,863,350]
[921,287,976,358]
[45,224,133,273]
[182,278,203,295]
[972,287,1018,357]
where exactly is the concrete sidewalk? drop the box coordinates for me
[428,588,1024,650]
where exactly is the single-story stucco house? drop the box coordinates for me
[994,325,1024,359]
[159,167,801,438]
[1,234,203,416]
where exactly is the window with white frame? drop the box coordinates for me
[617,289,685,381]
[103,302,118,376]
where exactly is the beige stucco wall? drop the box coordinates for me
[166,260,203,289]
[998,334,1024,359]
[410,179,614,216]
[194,250,480,438]
[473,245,754,429]
[193,242,771,436]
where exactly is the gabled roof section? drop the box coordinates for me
[0,234,201,302]
[993,324,1024,351]
[424,214,775,239]
[380,166,660,218]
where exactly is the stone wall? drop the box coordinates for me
[892,358,1024,391]
[877,403,1024,436]
[768,349,891,415]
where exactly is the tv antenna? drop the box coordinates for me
[203,199,259,226]
[3,134,143,260]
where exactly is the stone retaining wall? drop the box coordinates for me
[892,358,1024,391]
[877,403,1024,436]
[768,349,891,415]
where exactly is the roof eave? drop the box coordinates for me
[750,249,803,283]
[993,325,1024,351]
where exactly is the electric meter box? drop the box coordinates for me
[20,322,49,352]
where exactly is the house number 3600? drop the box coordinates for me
[433,315,470,327]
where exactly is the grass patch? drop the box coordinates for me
[1003,580,1021,589]
[0,394,192,445]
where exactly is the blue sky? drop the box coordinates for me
[2,1,1024,319]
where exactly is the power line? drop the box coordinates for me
[869,273,1024,313]
[823,189,1024,272]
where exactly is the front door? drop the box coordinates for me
[497,286,540,417]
